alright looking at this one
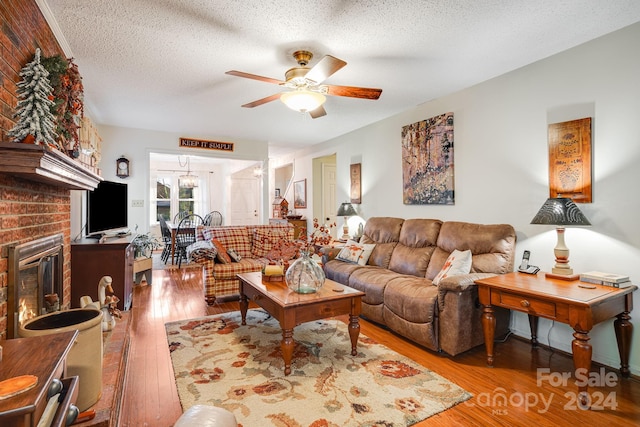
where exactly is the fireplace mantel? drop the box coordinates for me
[0,142,102,190]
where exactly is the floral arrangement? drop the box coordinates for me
[264,218,335,266]
[297,218,336,255]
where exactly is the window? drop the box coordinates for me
[156,176,171,221]
[151,172,205,224]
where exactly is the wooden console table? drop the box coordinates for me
[476,272,635,402]
[0,331,79,427]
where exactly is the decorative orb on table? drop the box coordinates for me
[285,250,325,293]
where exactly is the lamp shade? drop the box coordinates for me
[337,202,357,217]
[530,197,591,226]
[280,89,326,112]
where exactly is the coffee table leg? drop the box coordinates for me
[239,284,248,325]
[281,328,294,375]
[348,314,360,356]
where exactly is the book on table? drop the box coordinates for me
[579,271,630,283]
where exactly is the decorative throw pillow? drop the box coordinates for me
[252,228,290,258]
[432,249,473,285]
[211,239,231,264]
[265,240,299,262]
[227,248,242,262]
[336,239,376,266]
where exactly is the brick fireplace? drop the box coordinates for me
[0,174,72,339]
[0,0,94,340]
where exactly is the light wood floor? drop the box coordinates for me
[118,257,640,426]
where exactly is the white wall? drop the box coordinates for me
[86,125,269,234]
[280,23,640,374]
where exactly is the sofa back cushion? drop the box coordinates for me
[388,219,442,277]
[425,221,516,279]
[251,226,294,258]
[202,226,253,258]
[360,217,404,268]
[201,224,293,259]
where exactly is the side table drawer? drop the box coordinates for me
[498,291,557,318]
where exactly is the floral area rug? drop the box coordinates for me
[165,310,471,426]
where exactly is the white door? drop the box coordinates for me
[230,178,260,225]
[322,163,337,233]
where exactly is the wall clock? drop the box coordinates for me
[116,156,130,178]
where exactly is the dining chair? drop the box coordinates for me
[203,210,223,226]
[158,215,173,264]
[175,214,204,268]
[173,211,189,223]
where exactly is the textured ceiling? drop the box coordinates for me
[41,1,640,155]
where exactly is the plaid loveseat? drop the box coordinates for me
[197,224,295,304]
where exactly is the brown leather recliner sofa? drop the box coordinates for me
[323,217,516,356]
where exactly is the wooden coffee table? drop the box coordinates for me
[237,272,365,375]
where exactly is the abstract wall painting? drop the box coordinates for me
[401,112,454,205]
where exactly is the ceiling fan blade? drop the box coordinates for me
[226,70,284,85]
[325,84,382,100]
[309,105,327,119]
[241,93,282,108]
[304,55,347,84]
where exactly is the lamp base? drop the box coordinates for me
[544,272,580,281]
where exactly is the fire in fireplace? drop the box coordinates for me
[7,233,64,338]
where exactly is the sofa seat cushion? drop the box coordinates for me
[209,258,264,280]
[348,266,401,306]
[324,259,363,285]
[383,277,439,324]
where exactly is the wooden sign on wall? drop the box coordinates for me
[350,163,361,204]
[179,137,234,152]
[548,117,592,203]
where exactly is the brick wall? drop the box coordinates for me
[0,0,69,340]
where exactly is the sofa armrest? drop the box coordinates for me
[437,272,497,293]
[436,273,498,310]
[320,247,342,265]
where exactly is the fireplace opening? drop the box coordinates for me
[8,233,64,338]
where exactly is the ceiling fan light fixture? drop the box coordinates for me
[280,89,326,113]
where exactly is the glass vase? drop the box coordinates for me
[285,250,325,293]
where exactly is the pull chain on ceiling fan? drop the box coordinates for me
[226,50,382,119]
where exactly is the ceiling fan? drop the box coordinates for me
[226,50,382,119]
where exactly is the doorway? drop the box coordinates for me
[312,154,337,236]
[149,152,262,227]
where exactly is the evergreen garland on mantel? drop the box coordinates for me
[7,48,62,150]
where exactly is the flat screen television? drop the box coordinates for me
[87,180,128,236]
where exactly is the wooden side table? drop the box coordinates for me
[0,331,79,427]
[475,272,635,402]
